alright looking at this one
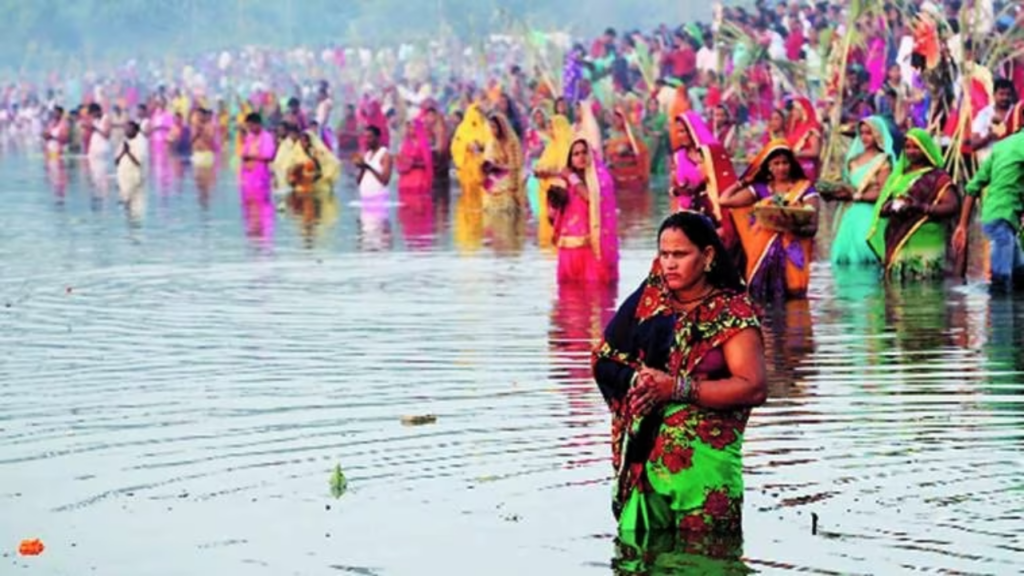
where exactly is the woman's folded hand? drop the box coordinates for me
[627,367,675,417]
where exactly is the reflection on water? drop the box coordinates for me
[1,151,1022,575]
[613,531,749,576]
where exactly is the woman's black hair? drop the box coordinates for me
[755,147,806,183]
[657,212,745,292]
[245,112,262,125]
[565,138,590,173]
[489,114,506,140]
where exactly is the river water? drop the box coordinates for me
[1,149,1022,575]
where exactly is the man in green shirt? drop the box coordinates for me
[954,129,1024,290]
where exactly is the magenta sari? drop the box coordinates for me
[150,109,173,146]
[672,111,724,213]
[866,37,887,94]
[554,139,618,284]
[241,129,276,199]
[672,111,741,253]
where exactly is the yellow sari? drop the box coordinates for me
[283,132,342,196]
[535,114,573,249]
[450,104,493,193]
[481,113,524,212]
[234,102,253,156]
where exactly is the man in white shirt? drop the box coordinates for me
[696,36,718,75]
[116,120,147,200]
[972,79,1018,165]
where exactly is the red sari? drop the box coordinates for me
[785,97,822,182]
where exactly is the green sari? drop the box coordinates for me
[593,260,761,540]
[831,116,894,266]
[867,129,957,279]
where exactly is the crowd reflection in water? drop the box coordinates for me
[548,282,618,471]
[986,293,1024,379]
[761,298,815,400]
[357,196,393,252]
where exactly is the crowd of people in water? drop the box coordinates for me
[5,0,1024,563]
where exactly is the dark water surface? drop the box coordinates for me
[1,150,1022,575]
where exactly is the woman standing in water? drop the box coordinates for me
[605,106,650,190]
[240,112,277,199]
[396,118,434,195]
[642,97,668,177]
[593,211,766,540]
[42,106,69,159]
[668,111,740,254]
[720,141,820,301]
[531,114,574,249]
[288,130,341,196]
[450,103,491,195]
[551,138,618,283]
[481,113,524,212]
[868,128,960,279]
[829,116,894,266]
[784,96,823,182]
[573,100,603,161]
[524,106,552,217]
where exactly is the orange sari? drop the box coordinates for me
[733,141,818,300]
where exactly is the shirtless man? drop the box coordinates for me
[190,108,217,166]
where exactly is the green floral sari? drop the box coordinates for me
[867,128,958,279]
[593,259,762,540]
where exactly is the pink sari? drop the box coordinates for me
[358,99,390,151]
[150,108,173,147]
[554,139,618,284]
[397,119,434,194]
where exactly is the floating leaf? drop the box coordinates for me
[400,414,437,426]
[329,464,347,499]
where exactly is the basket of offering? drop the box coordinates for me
[816,179,850,201]
[752,201,816,233]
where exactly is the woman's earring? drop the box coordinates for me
[704,261,713,272]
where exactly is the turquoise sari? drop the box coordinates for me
[831,116,894,266]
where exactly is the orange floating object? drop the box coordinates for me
[18,538,45,556]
